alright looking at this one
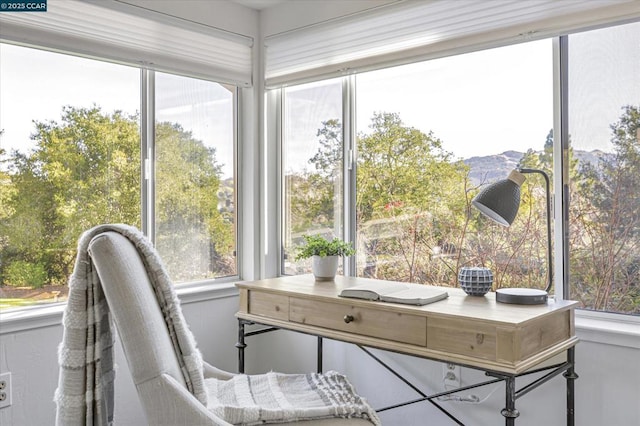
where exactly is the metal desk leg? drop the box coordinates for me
[501,375,520,425]
[564,347,579,426]
[317,336,323,373]
[236,319,247,373]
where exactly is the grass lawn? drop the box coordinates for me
[0,298,40,310]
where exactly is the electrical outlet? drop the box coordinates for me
[0,372,12,409]
[443,363,461,388]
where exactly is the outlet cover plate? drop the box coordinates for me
[0,372,12,409]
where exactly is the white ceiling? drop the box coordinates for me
[231,0,289,10]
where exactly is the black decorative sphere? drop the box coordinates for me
[458,267,493,296]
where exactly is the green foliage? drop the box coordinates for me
[356,112,461,221]
[355,112,471,283]
[2,99,638,313]
[286,173,339,233]
[5,260,47,288]
[295,234,355,260]
[0,105,235,292]
[0,106,141,286]
[309,118,342,178]
[154,121,235,280]
[286,118,343,235]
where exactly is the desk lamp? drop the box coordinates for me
[471,168,552,304]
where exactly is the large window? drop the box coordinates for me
[155,73,237,281]
[282,79,343,275]
[0,44,237,311]
[282,41,554,291]
[280,22,640,316]
[567,22,640,314]
[355,40,553,285]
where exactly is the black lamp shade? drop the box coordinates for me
[471,170,525,226]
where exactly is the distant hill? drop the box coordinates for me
[572,149,611,168]
[463,149,612,185]
[463,150,523,185]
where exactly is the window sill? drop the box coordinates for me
[0,280,239,335]
[574,310,640,349]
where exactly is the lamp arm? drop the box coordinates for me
[518,168,553,293]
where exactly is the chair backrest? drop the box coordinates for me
[88,231,187,390]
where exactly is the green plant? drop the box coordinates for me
[295,234,356,260]
[5,260,47,289]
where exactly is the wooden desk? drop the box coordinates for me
[236,275,579,425]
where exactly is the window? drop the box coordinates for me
[155,72,237,282]
[567,22,640,315]
[0,44,237,311]
[281,41,554,293]
[282,79,343,275]
[0,44,140,310]
[278,24,639,316]
[355,40,553,285]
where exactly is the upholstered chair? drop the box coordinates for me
[84,229,378,425]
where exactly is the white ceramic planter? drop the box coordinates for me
[312,255,339,281]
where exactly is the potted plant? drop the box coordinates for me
[295,234,356,281]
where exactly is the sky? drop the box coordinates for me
[284,39,555,173]
[356,39,555,161]
[567,22,640,152]
[0,43,140,151]
[0,43,235,178]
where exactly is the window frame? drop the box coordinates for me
[0,42,241,316]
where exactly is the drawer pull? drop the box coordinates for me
[343,314,355,324]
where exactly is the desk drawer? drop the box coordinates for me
[248,291,290,321]
[290,298,427,346]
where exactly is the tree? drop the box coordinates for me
[154,121,234,280]
[1,106,141,285]
[571,105,640,313]
[290,108,640,313]
[308,118,342,179]
[282,119,343,273]
[301,112,471,283]
[0,141,15,270]
[0,106,233,288]
[290,118,342,234]
[356,112,472,283]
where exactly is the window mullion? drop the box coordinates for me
[555,35,570,301]
[141,68,156,243]
[343,75,357,277]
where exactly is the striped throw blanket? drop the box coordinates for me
[206,371,381,425]
[54,224,207,426]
